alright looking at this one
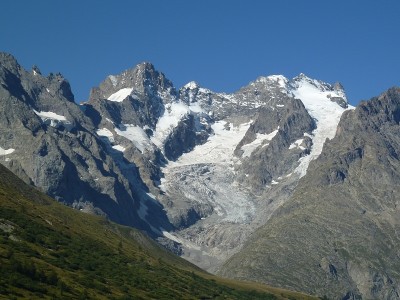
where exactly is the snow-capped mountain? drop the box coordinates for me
[12,52,400,299]
[0,52,351,258]
[153,72,352,271]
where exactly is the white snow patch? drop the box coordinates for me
[107,88,133,102]
[46,88,50,93]
[159,178,167,192]
[267,75,288,88]
[289,138,305,150]
[198,87,213,94]
[255,75,288,89]
[146,193,157,200]
[96,128,114,142]
[112,145,126,152]
[241,128,279,158]
[115,124,153,153]
[183,81,199,89]
[0,147,15,155]
[292,78,354,177]
[271,180,279,185]
[151,102,190,148]
[34,110,72,129]
[276,104,285,107]
[34,110,67,122]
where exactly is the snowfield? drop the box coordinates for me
[107,88,133,102]
[167,120,251,167]
[156,118,259,268]
[161,120,255,224]
[290,76,354,177]
[151,102,191,149]
[115,124,153,153]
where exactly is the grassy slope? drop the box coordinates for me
[0,164,316,300]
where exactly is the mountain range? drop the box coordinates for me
[1,52,399,299]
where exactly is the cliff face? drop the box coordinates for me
[0,53,171,234]
[219,88,400,300]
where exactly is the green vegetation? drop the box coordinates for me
[0,164,315,299]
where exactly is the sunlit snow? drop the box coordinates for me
[34,110,72,129]
[34,110,67,122]
[183,81,199,90]
[160,121,254,224]
[96,128,114,142]
[291,76,354,177]
[241,128,279,158]
[112,145,126,152]
[167,120,251,167]
[115,125,153,153]
[289,138,305,150]
[107,88,133,102]
[151,102,190,149]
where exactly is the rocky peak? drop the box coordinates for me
[90,62,177,104]
[179,81,215,105]
[333,81,344,92]
[132,62,174,92]
[357,87,400,126]
[0,53,75,105]
[253,75,288,88]
[0,52,21,73]
[290,73,327,90]
[182,81,200,91]
[32,65,42,76]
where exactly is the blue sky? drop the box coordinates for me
[1,1,399,105]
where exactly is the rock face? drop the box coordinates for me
[0,53,171,234]
[234,97,315,193]
[219,88,400,299]
[7,52,400,299]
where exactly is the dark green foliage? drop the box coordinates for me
[0,165,281,300]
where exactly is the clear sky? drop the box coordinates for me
[1,0,399,105]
